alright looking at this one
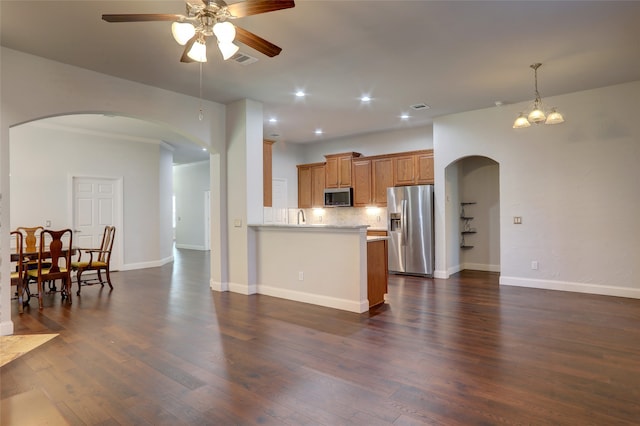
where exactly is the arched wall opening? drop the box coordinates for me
[9,113,210,272]
[1,47,227,335]
[443,155,500,276]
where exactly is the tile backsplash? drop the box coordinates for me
[285,207,388,229]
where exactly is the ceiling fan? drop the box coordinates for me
[102,0,295,63]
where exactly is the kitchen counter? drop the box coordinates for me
[248,224,389,313]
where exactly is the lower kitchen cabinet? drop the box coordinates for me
[367,238,388,308]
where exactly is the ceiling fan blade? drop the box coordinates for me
[234,26,282,57]
[227,0,295,18]
[102,14,184,23]
[180,35,199,63]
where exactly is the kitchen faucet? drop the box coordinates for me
[297,209,306,224]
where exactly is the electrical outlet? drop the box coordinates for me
[234,219,242,227]
[531,261,539,270]
[298,271,304,281]
[45,220,52,227]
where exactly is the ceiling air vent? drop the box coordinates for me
[410,103,431,111]
[230,52,259,66]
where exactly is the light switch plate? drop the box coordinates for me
[234,219,242,227]
[513,216,522,224]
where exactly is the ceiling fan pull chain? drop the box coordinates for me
[198,62,204,121]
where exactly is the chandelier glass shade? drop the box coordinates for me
[513,63,565,129]
[187,37,208,62]
[171,22,196,45]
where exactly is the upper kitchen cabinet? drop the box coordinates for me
[263,140,275,207]
[298,162,326,208]
[372,157,394,205]
[325,152,361,188]
[393,150,434,186]
[416,151,434,184]
[393,154,417,186]
[352,158,372,206]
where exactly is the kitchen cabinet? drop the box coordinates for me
[416,151,434,184]
[325,152,361,188]
[297,162,326,208]
[372,157,394,206]
[352,159,372,206]
[263,140,275,207]
[367,238,388,308]
[393,154,417,186]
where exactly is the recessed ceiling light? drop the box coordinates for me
[295,90,306,98]
[360,95,372,103]
[315,129,323,135]
[268,117,278,123]
[400,113,410,120]
[202,147,207,152]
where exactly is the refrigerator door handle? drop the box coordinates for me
[402,199,408,244]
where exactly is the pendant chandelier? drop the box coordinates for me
[513,63,565,128]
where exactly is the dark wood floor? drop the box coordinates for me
[3,249,640,425]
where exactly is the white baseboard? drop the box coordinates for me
[174,244,207,251]
[258,284,369,313]
[462,262,500,273]
[210,279,228,292]
[500,276,640,300]
[433,270,450,279]
[0,320,15,336]
[119,255,174,271]
[228,281,257,295]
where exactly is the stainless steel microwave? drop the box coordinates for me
[324,187,353,207]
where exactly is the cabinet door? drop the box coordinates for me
[263,140,274,206]
[298,166,312,208]
[372,157,394,206]
[352,159,372,206]
[311,165,326,207]
[416,151,434,184]
[393,155,416,186]
[338,156,353,187]
[324,157,338,188]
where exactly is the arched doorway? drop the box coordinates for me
[444,155,500,275]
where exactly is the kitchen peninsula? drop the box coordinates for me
[248,224,388,313]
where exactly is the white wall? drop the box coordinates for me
[434,80,640,298]
[301,124,433,163]
[271,141,304,208]
[173,161,210,250]
[10,122,171,268]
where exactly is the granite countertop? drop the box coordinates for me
[366,236,389,242]
[249,223,369,229]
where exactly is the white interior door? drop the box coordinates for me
[272,178,288,224]
[73,177,122,270]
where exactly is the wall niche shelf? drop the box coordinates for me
[460,202,477,249]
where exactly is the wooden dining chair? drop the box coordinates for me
[16,226,44,253]
[10,231,28,313]
[26,228,73,309]
[72,226,116,295]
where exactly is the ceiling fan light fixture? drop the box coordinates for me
[187,38,208,62]
[213,21,236,43]
[171,22,196,46]
[218,41,239,60]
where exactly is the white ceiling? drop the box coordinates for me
[3,1,640,164]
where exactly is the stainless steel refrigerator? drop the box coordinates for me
[387,185,434,276]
